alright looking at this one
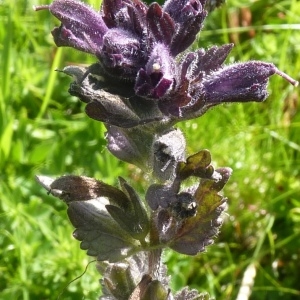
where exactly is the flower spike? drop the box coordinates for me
[36,1,298,298]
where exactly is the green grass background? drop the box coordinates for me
[0,0,299,299]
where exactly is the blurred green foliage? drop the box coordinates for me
[0,0,299,299]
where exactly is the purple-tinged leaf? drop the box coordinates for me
[113,177,150,240]
[83,90,139,125]
[170,192,197,219]
[146,184,178,210]
[106,124,173,170]
[168,168,232,255]
[153,129,186,181]
[209,167,232,191]
[169,198,226,255]
[36,175,129,207]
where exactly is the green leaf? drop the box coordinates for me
[178,150,214,180]
[169,168,232,255]
[105,205,143,239]
[0,119,14,159]
[101,263,136,300]
[140,278,169,300]
[121,179,150,236]
[68,199,139,262]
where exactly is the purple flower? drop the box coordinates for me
[34,0,298,125]
[34,0,108,55]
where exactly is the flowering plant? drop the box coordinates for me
[35,0,297,298]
